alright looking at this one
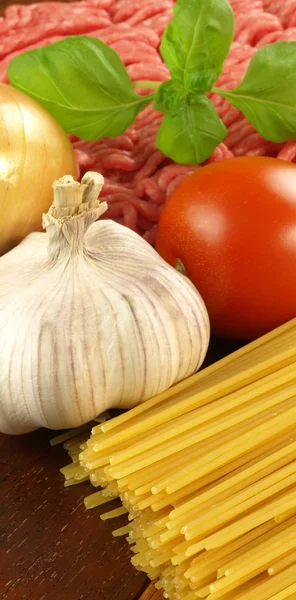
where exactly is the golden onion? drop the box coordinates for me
[0,84,78,256]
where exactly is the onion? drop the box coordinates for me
[0,84,78,256]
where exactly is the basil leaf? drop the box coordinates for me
[7,35,154,141]
[160,0,234,91]
[188,70,220,95]
[215,42,296,143]
[154,79,187,116]
[156,93,227,165]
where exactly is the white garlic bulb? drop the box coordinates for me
[0,172,210,434]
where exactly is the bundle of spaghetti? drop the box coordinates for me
[1,0,296,244]
[61,317,296,599]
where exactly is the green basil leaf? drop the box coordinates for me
[156,94,227,165]
[187,70,220,95]
[154,79,187,116]
[215,41,296,143]
[160,0,234,91]
[7,35,154,141]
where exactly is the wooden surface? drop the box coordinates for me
[0,429,150,600]
[0,338,240,600]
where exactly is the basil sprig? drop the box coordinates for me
[7,0,296,164]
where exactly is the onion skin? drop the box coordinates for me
[0,84,78,256]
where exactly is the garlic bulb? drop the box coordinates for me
[0,172,210,435]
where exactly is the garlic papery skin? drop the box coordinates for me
[0,172,210,435]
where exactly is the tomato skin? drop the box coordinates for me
[156,156,296,340]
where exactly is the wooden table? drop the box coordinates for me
[0,427,152,600]
[0,1,242,597]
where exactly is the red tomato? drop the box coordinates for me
[156,156,296,340]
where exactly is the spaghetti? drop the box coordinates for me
[60,316,296,599]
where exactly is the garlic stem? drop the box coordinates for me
[45,171,106,220]
[42,172,107,262]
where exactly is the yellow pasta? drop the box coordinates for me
[60,317,296,600]
[100,506,128,520]
[84,489,117,509]
[268,549,296,575]
[268,582,296,600]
